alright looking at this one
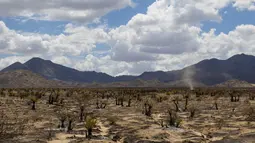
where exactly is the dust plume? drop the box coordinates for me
[183,66,195,90]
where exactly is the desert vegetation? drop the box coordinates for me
[0,87,255,143]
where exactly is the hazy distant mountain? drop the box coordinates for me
[115,75,137,81]
[1,53,255,86]
[137,71,178,82]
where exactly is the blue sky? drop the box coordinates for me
[0,0,255,75]
[202,5,255,34]
[0,0,254,35]
[0,0,155,35]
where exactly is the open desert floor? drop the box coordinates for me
[0,88,255,143]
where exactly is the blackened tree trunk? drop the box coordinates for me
[80,106,84,122]
[214,102,218,110]
[231,95,234,102]
[96,99,100,109]
[173,100,179,112]
[67,120,73,132]
[60,119,65,128]
[184,97,188,111]
[32,101,36,110]
[127,98,131,107]
[120,98,124,107]
[48,93,54,104]
[115,96,118,105]
[87,128,92,138]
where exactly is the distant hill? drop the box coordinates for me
[214,79,254,88]
[167,80,206,88]
[0,70,66,88]
[1,53,255,86]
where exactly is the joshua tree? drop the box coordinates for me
[188,105,197,118]
[67,112,76,132]
[172,96,181,112]
[118,94,124,107]
[96,98,100,109]
[214,95,220,110]
[56,109,67,129]
[183,93,190,111]
[167,108,182,128]
[249,93,255,100]
[85,116,97,138]
[79,105,85,122]
[96,99,107,109]
[75,93,90,122]
[136,93,142,101]
[156,94,168,103]
[214,101,218,110]
[48,91,54,104]
[127,95,132,107]
[243,105,255,122]
[230,91,240,102]
[29,95,39,110]
[167,109,177,126]
[215,118,226,129]
[143,99,153,116]
[115,94,119,105]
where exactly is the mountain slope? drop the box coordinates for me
[136,54,255,85]
[0,70,65,88]
[2,57,114,83]
[1,62,29,72]
[191,54,255,85]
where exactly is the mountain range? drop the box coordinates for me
[1,53,255,87]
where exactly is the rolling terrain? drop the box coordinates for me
[0,70,66,88]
